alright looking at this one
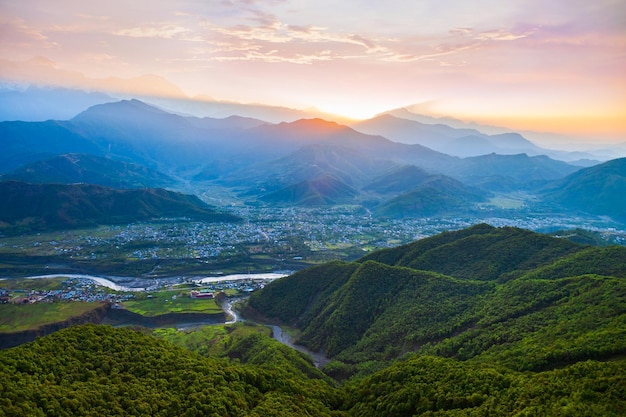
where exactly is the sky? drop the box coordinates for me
[0,0,625,142]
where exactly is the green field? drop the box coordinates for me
[482,195,527,209]
[153,322,271,357]
[0,302,105,333]
[122,290,223,316]
[0,277,66,291]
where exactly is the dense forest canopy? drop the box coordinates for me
[1,224,625,416]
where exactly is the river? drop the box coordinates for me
[223,297,329,368]
[19,272,288,292]
[269,325,330,368]
[15,272,330,367]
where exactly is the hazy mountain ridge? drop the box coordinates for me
[372,175,488,218]
[0,120,101,173]
[383,107,618,162]
[2,153,175,189]
[0,86,116,122]
[353,114,546,158]
[1,98,578,185]
[260,174,359,206]
[0,181,240,235]
[541,157,626,221]
[6,98,626,222]
[0,58,187,98]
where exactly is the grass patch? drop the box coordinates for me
[122,290,223,316]
[0,302,105,333]
[483,196,526,209]
[153,322,271,357]
[0,277,66,291]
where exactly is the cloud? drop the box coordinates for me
[0,16,55,48]
[212,49,334,64]
[114,24,191,39]
[375,25,541,64]
[449,26,536,42]
[1,0,623,140]
[200,11,392,64]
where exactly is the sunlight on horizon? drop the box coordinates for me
[314,102,390,121]
[0,1,624,142]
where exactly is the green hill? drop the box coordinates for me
[342,355,625,416]
[0,181,240,235]
[2,223,626,415]
[2,154,175,189]
[373,176,487,218]
[260,174,358,206]
[542,157,626,222]
[363,165,431,194]
[0,325,341,416]
[360,223,582,281]
[2,306,624,415]
[247,224,626,376]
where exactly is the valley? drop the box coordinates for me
[2,203,623,279]
[1,96,625,416]
[1,224,625,416]
[2,1,626,413]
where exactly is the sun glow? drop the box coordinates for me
[0,1,623,142]
[315,101,394,121]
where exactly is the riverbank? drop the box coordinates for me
[232,298,330,368]
[19,272,289,292]
[269,325,330,368]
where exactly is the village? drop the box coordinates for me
[4,205,621,268]
[0,278,134,305]
[0,275,275,306]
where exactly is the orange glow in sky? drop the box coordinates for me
[0,0,624,142]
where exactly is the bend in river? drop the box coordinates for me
[19,272,289,292]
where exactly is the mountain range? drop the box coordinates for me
[352,113,602,164]
[1,75,625,416]
[1,153,175,189]
[1,97,625,224]
[0,181,240,235]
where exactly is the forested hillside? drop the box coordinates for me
[247,224,626,377]
[2,153,175,189]
[542,157,626,222]
[0,181,240,234]
[2,224,626,415]
[1,322,624,416]
[0,325,341,416]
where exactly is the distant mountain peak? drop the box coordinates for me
[282,118,349,134]
[72,99,177,122]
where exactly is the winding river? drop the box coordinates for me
[21,272,288,292]
[13,272,330,367]
[269,325,330,368]
[221,298,329,368]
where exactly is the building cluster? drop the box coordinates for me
[3,207,624,265]
[2,278,135,305]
